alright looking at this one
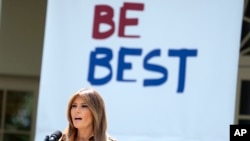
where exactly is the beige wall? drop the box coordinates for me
[0,0,47,76]
[0,0,2,28]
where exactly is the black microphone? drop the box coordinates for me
[45,130,62,141]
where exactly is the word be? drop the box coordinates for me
[93,2,144,39]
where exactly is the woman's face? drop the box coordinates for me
[71,95,93,129]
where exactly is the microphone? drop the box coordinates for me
[45,130,62,141]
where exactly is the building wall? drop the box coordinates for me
[0,0,46,76]
[0,1,47,140]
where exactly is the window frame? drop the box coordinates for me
[0,75,39,141]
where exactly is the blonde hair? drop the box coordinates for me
[64,88,107,141]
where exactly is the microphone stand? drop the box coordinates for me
[44,135,49,141]
[44,130,62,141]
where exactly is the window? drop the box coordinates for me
[240,0,250,65]
[235,0,250,125]
[235,68,250,124]
[0,76,39,141]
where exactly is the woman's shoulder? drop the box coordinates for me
[58,133,67,141]
[58,127,69,141]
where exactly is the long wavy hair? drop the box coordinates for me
[64,88,107,141]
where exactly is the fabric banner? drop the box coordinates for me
[35,1,244,141]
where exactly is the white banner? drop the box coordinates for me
[35,1,244,141]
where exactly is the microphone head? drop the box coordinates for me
[50,130,62,140]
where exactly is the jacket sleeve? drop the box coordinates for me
[107,136,117,141]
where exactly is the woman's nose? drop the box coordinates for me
[75,107,80,113]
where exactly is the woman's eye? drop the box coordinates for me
[81,105,88,108]
[71,104,77,108]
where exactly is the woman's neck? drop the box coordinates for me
[76,127,93,141]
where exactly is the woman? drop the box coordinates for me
[59,88,116,141]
